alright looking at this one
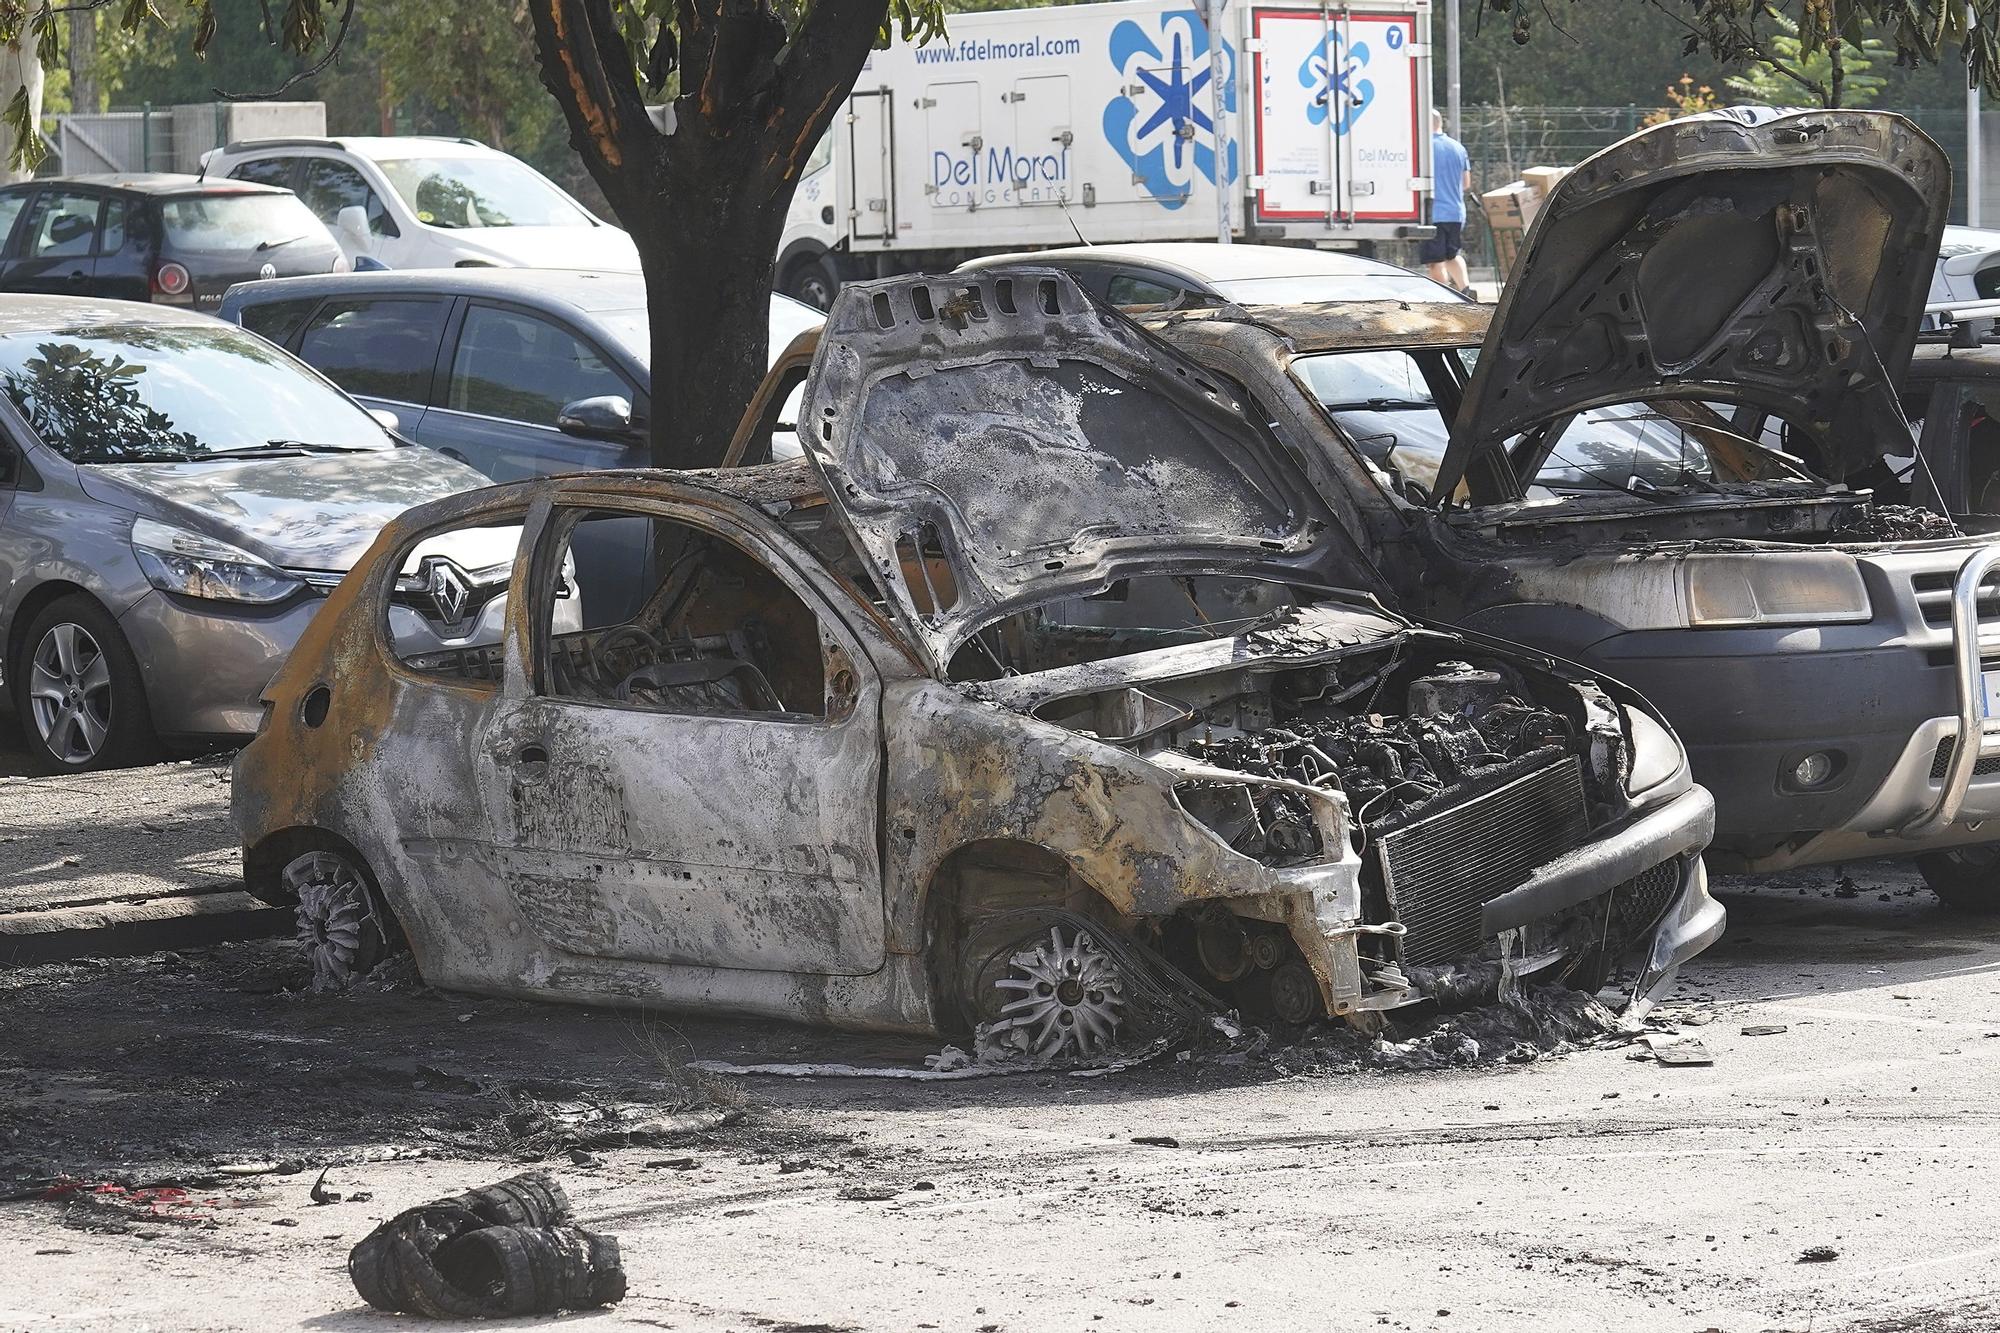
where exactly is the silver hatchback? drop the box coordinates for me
[0,297,500,772]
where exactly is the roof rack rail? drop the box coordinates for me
[216,136,340,155]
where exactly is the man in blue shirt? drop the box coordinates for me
[1423,109,1472,296]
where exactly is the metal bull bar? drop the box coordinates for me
[1905,544,2000,836]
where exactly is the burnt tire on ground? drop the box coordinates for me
[349,1171,625,1318]
[11,594,158,774]
[1918,846,2000,913]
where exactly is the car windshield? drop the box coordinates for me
[0,324,395,464]
[1211,273,1463,304]
[160,193,326,250]
[1292,347,1815,500]
[376,156,591,229]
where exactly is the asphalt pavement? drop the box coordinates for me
[2,863,1997,1332]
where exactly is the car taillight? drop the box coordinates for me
[151,262,191,299]
[330,253,351,273]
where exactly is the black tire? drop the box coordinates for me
[1918,846,2000,913]
[10,594,158,774]
[780,253,840,311]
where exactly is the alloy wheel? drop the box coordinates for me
[27,622,113,765]
[988,924,1127,1060]
[285,850,384,990]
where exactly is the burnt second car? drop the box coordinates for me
[0,175,345,308]
[233,271,1720,1047]
[1143,110,2000,909]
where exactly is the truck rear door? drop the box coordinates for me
[845,88,896,244]
[1247,5,1426,229]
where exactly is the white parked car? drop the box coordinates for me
[198,137,640,273]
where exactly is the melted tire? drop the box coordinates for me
[348,1171,625,1317]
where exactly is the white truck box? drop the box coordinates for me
[775,0,1433,305]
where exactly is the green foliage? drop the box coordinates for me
[1722,10,1888,105]
[370,0,554,152]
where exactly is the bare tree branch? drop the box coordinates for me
[215,0,355,99]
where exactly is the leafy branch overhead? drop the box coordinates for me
[1484,0,2000,95]
[0,0,948,172]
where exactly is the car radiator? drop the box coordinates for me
[1377,755,1591,968]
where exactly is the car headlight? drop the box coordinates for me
[1683,552,1870,628]
[1622,704,1687,798]
[130,518,302,605]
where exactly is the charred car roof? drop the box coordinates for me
[800,270,1351,671]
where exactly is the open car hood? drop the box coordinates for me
[801,270,1343,671]
[1438,109,1947,501]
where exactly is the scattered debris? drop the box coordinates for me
[1741,1024,1789,1037]
[1838,504,1960,542]
[310,1169,340,1205]
[1652,1042,1715,1067]
[348,1172,625,1318]
[1131,1136,1181,1148]
[1798,1246,1840,1264]
[837,1186,900,1202]
[499,1097,741,1158]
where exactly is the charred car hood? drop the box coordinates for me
[1440,109,1947,499]
[78,446,492,571]
[802,270,1347,669]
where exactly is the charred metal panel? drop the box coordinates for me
[1443,110,1947,494]
[801,269,1340,671]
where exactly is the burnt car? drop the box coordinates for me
[232,271,1720,1047]
[1140,109,2000,908]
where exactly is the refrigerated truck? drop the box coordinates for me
[775,0,1436,306]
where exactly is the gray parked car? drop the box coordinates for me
[0,297,501,772]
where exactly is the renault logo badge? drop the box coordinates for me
[424,560,471,625]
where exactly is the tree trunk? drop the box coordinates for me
[0,25,40,186]
[526,0,888,473]
[632,120,793,470]
[1829,38,1845,107]
[67,9,95,114]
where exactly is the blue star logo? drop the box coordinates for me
[1133,32,1212,172]
[1299,32,1375,134]
[1103,10,1238,209]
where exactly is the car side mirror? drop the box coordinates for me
[367,407,401,434]
[558,395,643,441]
[335,205,371,244]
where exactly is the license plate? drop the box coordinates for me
[1983,671,2000,719]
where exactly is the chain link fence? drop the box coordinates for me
[1453,104,1975,280]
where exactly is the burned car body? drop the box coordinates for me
[1145,110,2000,906]
[233,271,1719,1045]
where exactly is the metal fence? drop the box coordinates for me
[51,101,326,177]
[1454,104,1975,279]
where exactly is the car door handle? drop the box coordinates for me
[64,271,86,283]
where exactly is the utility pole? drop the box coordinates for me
[1204,0,1232,243]
[1971,4,1985,228]
[1446,0,1461,136]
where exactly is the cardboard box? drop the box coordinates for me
[1479,181,1542,230]
[1521,165,1569,195]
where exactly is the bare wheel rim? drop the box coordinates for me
[989,925,1127,1060]
[27,622,113,764]
[285,851,377,990]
